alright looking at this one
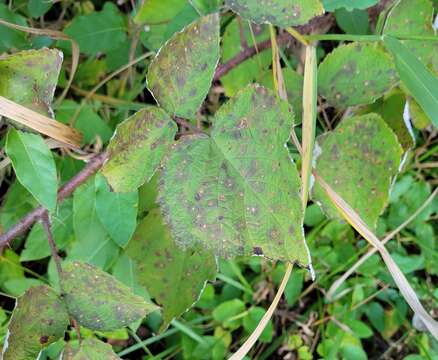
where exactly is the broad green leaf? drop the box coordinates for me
[3,285,69,360]
[159,85,310,265]
[126,209,217,329]
[0,48,62,116]
[318,42,397,107]
[71,179,119,270]
[63,2,127,56]
[147,14,220,118]
[56,100,112,145]
[221,19,271,97]
[20,199,74,262]
[189,0,223,14]
[28,0,53,18]
[242,307,273,343]
[258,67,304,124]
[383,36,438,128]
[136,0,198,50]
[322,0,378,11]
[62,338,120,359]
[60,261,158,331]
[225,0,324,27]
[2,278,46,297]
[334,8,369,35]
[6,129,57,212]
[382,0,437,65]
[95,175,138,248]
[312,113,403,229]
[409,97,431,129]
[101,107,177,192]
[0,4,28,52]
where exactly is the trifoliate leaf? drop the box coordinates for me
[101,107,177,192]
[225,0,324,27]
[60,261,158,331]
[312,113,403,229]
[159,84,310,266]
[318,42,397,107]
[147,14,220,118]
[3,285,69,360]
[5,129,58,212]
[62,338,120,360]
[126,209,217,329]
[0,48,62,117]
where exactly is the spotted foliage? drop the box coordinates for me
[3,285,69,360]
[126,209,217,329]
[60,261,158,331]
[101,107,177,192]
[312,114,403,229]
[147,14,220,118]
[62,338,121,359]
[159,85,310,266]
[0,48,62,117]
[318,42,398,107]
[225,0,323,27]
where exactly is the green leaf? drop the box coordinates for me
[56,100,112,145]
[212,299,245,329]
[382,0,437,65]
[243,307,273,342]
[221,19,271,97]
[62,338,120,359]
[258,67,304,124]
[0,48,62,117]
[101,107,177,192]
[0,4,28,52]
[0,249,24,287]
[322,0,378,11]
[334,8,369,35]
[3,285,69,360]
[27,0,53,18]
[312,113,403,229]
[383,36,438,128]
[95,174,138,248]
[2,278,46,297]
[20,199,74,262]
[6,129,58,212]
[126,209,217,329]
[147,14,220,118]
[284,270,304,306]
[159,85,310,265]
[71,179,119,270]
[64,2,127,56]
[189,0,223,14]
[318,42,397,107]
[225,0,324,27]
[60,261,158,331]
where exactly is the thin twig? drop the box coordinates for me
[41,211,63,277]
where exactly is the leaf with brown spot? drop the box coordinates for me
[60,261,158,331]
[312,113,403,229]
[146,14,220,118]
[126,209,217,330]
[3,285,69,360]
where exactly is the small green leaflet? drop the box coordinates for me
[0,48,62,117]
[318,42,397,107]
[62,338,121,359]
[147,14,220,118]
[3,285,69,360]
[312,113,403,229]
[6,129,58,212]
[159,84,310,266]
[322,0,378,11]
[101,107,177,192]
[383,36,438,128]
[225,0,324,27]
[126,209,217,330]
[60,261,158,331]
[95,174,138,248]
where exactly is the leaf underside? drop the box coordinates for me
[318,42,398,107]
[147,13,220,118]
[3,285,69,360]
[159,84,310,266]
[127,209,217,329]
[312,113,403,229]
[225,0,324,27]
[60,261,158,331]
